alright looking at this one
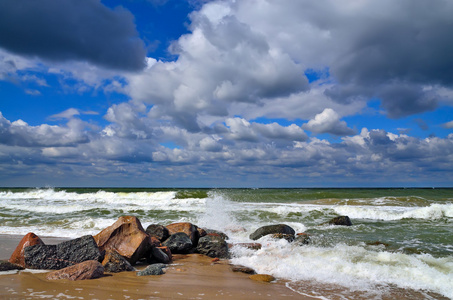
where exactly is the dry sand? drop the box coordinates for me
[0,234,313,299]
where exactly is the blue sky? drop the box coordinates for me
[1,0,453,187]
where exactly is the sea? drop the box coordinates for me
[1,187,452,299]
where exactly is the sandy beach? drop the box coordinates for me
[0,234,311,300]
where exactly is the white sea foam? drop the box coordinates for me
[230,239,453,299]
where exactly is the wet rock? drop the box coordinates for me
[102,250,134,273]
[24,235,102,270]
[228,243,262,250]
[166,222,200,247]
[231,265,256,274]
[205,229,229,240]
[46,260,104,280]
[149,236,162,247]
[9,232,44,268]
[148,247,171,264]
[137,263,167,276]
[162,232,193,254]
[249,224,295,240]
[249,274,275,282]
[145,224,169,242]
[270,233,295,242]
[294,233,310,245]
[196,235,229,259]
[324,216,352,226]
[157,246,172,262]
[93,216,150,265]
[197,227,207,238]
[0,260,24,271]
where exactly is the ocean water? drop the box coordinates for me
[1,188,452,299]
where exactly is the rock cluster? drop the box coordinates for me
[7,215,352,282]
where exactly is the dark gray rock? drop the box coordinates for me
[270,233,295,242]
[231,265,256,274]
[196,235,229,259]
[325,216,352,226]
[249,224,295,240]
[148,247,171,264]
[0,260,24,271]
[24,235,102,270]
[102,251,134,273]
[162,232,193,254]
[136,263,167,276]
[146,224,170,242]
[205,229,229,240]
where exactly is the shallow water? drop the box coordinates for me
[1,187,452,299]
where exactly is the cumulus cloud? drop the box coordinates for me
[0,0,146,71]
[302,108,355,136]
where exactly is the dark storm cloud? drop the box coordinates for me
[0,0,146,71]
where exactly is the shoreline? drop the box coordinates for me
[0,233,312,299]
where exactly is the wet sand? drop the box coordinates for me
[0,234,312,299]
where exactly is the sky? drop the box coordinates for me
[1,0,453,188]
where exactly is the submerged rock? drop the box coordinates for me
[163,232,193,254]
[230,265,256,274]
[9,232,44,268]
[249,224,295,240]
[24,235,102,270]
[249,274,275,282]
[94,216,150,265]
[137,263,167,276]
[102,250,134,273]
[228,243,262,250]
[46,260,104,281]
[196,235,229,259]
[294,233,310,245]
[324,216,353,226]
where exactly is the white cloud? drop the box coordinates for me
[302,108,355,136]
[442,120,453,129]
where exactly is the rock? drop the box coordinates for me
[197,227,207,238]
[0,260,24,271]
[196,235,229,259]
[249,224,295,240]
[137,263,167,276]
[166,222,200,247]
[9,232,44,268]
[270,233,295,242]
[93,216,151,265]
[162,232,193,254]
[228,243,262,250]
[145,224,170,242]
[231,265,256,274]
[157,246,172,262]
[205,229,229,240]
[24,235,102,270]
[294,233,310,245]
[148,247,171,264]
[325,216,352,226]
[46,260,104,280]
[102,251,134,273]
[249,274,275,282]
[149,236,162,247]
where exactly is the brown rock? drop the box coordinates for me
[249,274,276,282]
[46,260,104,281]
[197,227,207,238]
[231,265,256,274]
[166,222,199,246]
[149,236,162,247]
[93,216,150,265]
[9,232,44,268]
[102,250,134,273]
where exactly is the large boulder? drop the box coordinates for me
[196,235,229,259]
[249,224,295,240]
[205,229,229,240]
[102,250,134,273]
[24,235,102,270]
[93,216,151,265]
[46,260,104,280]
[162,232,193,254]
[9,232,44,268]
[166,222,199,246]
[145,224,170,242]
